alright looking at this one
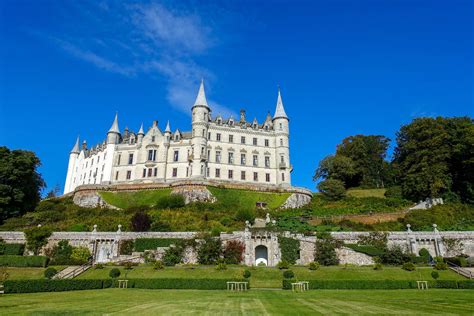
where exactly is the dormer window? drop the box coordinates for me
[265,125,269,131]
[175,135,179,141]
[229,120,234,126]
[217,119,222,125]
[253,123,257,129]
[151,136,155,142]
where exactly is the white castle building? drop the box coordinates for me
[64,81,292,194]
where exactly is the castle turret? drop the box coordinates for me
[190,80,210,179]
[272,88,291,187]
[64,136,80,194]
[106,112,121,144]
[137,123,144,143]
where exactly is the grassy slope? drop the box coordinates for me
[99,189,172,209]
[1,288,472,315]
[208,187,290,210]
[3,266,66,280]
[347,188,386,198]
[77,266,462,288]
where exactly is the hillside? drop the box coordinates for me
[1,187,472,233]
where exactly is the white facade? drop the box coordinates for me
[64,81,292,194]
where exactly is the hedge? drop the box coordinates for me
[282,279,474,290]
[345,244,385,257]
[4,279,113,294]
[134,238,181,252]
[0,255,48,267]
[1,244,25,256]
[124,278,248,290]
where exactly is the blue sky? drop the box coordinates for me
[0,0,472,193]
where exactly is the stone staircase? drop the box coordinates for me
[53,262,92,279]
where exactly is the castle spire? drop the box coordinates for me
[273,87,288,120]
[165,120,171,133]
[193,79,209,108]
[70,136,80,154]
[137,123,144,135]
[108,112,120,134]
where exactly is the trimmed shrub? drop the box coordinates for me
[0,255,48,267]
[153,260,164,270]
[402,262,416,271]
[418,248,430,258]
[223,240,244,264]
[94,263,104,269]
[373,263,383,270]
[197,237,222,265]
[130,278,247,290]
[277,260,290,270]
[345,244,385,257]
[0,242,25,256]
[283,270,294,279]
[445,257,468,267]
[109,268,121,278]
[24,226,52,255]
[119,240,134,255]
[458,280,474,289]
[123,262,134,270]
[44,267,57,279]
[134,238,180,252]
[431,271,439,280]
[434,262,448,270]
[4,279,112,294]
[309,262,320,270]
[282,279,417,290]
[278,237,300,265]
[243,269,251,279]
[215,262,227,271]
[381,245,410,265]
[49,240,73,265]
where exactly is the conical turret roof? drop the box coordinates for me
[108,112,120,134]
[71,136,80,154]
[138,123,144,135]
[193,79,209,108]
[273,88,288,120]
[165,120,171,133]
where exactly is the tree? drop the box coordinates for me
[24,226,52,255]
[0,147,45,223]
[223,240,245,264]
[71,247,91,264]
[317,179,346,200]
[197,236,222,265]
[131,211,151,232]
[313,155,356,185]
[393,117,473,202]
[315,233,342,266]
[45,185,61,199]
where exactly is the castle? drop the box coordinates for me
[64,81,292,194]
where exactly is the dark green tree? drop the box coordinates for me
[317,179,346,200]
[393,117,473,202]
[0,147,45,223]
[313,155,356,184]
[315,233,342,266]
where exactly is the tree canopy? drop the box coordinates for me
[0,147,45,223]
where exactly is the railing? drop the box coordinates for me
[447,261,473,279]
[57,260,92,279]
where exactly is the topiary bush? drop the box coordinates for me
[278,237,300,265]
[277,260,290,270]
[94,264,104,269]
[431,271,439,279]
[44,267,57,279]
[153,260,164,270]
[308,262,320,270]
[434,262,448,270]
[402,262,416,271]
[0,255,48,267]
[243,269,251,279]
[283,270,294,279]
[109,268,121,278]
[373,263,383,270]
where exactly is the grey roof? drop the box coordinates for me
[273,88,288,119]
[165,120,171,133]
[193,80,209,108]
[71,136,80,153]
[108,112,120,134]
[137,123,144,135]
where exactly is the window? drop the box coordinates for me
[265,156,270,168]
[253,138,257,146]
[253,155,258,166]
[147,168,152,177]
[229,135,233,143]
[266,173,270,182]
[151,136,155,142]
[201,147,205,157]
[154,168,158,177]
[282,173,285,181]
[128,153,134,165]
[241,171,246,180]
[217,133,221,141]
[264,139,269,147]
[173,150,179,162]
[228,152,234,164]
[186,167,189,177]
[253,172,258,181]
[240,153,246,165]
[91,159,94,166]
[97,156,100,163]
[175,135,179,141]
[206,167,210,177]
[208,132,211,139]
[216,151,221,163]
[172,168,178,177]
[126,170,131,180]
[280,155,285,163]
[280,138,283,146]
[148,150,156,161]
[279,123,283,130]
[217,119,222,125]
[117,154,121,165]
[228,170,233,179]
[202,129,205,137]
[229,120,234,126]
[115,171,119,180]
[241,136,245,144]
[142,169,146,178]
[200,165,204,175]
[215,168,221,178]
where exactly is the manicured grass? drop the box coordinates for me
[1,288,472,315]
[347,188,386,198]
[99,189,172,209]
[77,265,463,288]
[208,187,290,210]
[3,266,66,280]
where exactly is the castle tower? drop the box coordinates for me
[102,113,121,183]
[137,123,145,143]
[64,136,80,194]
[163,120,172,181]
[106,112,121,144]
[272,88,291,187]
[190,80,210,179]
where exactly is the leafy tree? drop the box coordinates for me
[0,147,45,223]
[223,240,244,264]
[131,211,151,232]
[24,226,52,255]
[358,232,388,250]
[315,233,342,265]
[393,117,473,202]
[45,185,61,199]
[197,236,222,265]
[49,240,73,264]
[317,179,346,200]
[71,246,91,264]
[313,155,356,184]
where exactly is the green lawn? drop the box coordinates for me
[347,188,386,198]
[208,187,291,210]
[77,265,463,288]
[99,189,172,209]
[3,266,66,280]
[1,288,472,315]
